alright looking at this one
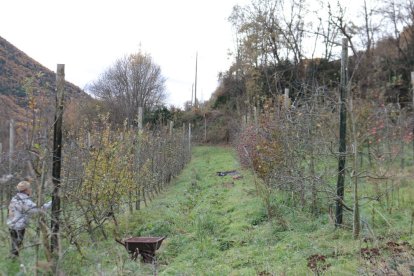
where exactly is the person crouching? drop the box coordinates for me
[7,181,51,257]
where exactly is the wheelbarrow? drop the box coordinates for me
[116,236,165,263]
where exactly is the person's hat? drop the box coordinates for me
[16,181,31,192]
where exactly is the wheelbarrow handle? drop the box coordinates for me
[115,238,126,247]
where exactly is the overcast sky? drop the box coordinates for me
[1,0,363,108]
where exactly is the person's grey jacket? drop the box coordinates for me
[7,193,51,230]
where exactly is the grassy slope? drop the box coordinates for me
[1,146,413,275]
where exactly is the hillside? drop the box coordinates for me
[0,36,83,101]
[0,36,90,149]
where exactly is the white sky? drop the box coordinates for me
[1,0,363,108]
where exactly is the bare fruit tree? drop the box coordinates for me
[89,51,166,125]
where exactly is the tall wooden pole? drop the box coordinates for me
[411,71,414,108]
[87,132,91,149]
[136,106,143,211]
[188,123,192,155]
[51,64,65,256]
[335,38,348,227]
[351,80,360,238]
[204,113,207,143]
[138,106,143,132]
[284,88,290,109]
[169,120,174,136]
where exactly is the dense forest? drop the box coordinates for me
[1,0,414,274]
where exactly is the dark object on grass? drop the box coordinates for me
[116,236,165,263]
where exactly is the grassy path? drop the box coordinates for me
[112,146,358,275]
[128,145,267,274]
[3,146,412,275]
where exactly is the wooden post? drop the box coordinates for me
[6,121,14,222]
[204,113,207,143]
[169,120,174,136]
[51,64,65,256]
[350,78,360,238]
[87,132,91,149]
[284,88,290,109]
[411,71,414,161]
[0,141,2,225]
[188,123,191,155]
[411,71,414,108]
[136,106,143,211]
[253,106,258,128]
[182,123,186,160]
[335,38,348,227]
[37,161,51,262]
[9,119,14,174]
[138,106,143,133]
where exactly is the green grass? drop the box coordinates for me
[1,145,413,275]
